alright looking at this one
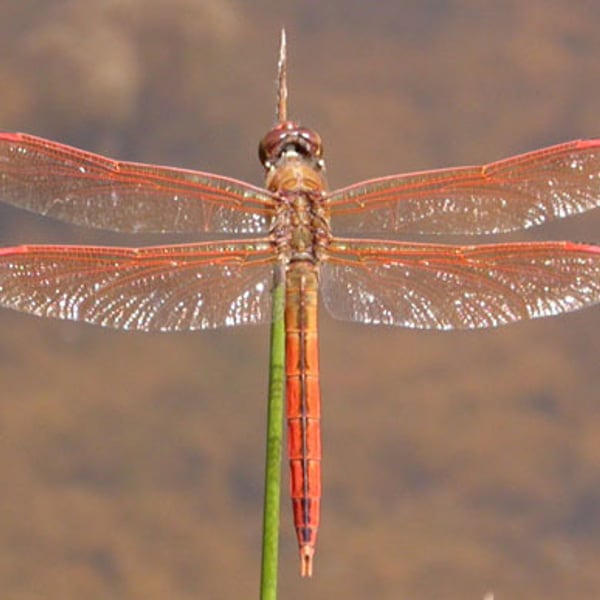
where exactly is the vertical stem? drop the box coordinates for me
[260,268,286,600]
[276,28,288,124]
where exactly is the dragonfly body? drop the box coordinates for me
[0,33,599,576]
[261,121,329,576]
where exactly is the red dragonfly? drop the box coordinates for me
[0,31,599,576]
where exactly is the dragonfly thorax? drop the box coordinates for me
[271,189,331,265]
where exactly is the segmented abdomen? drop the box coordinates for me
[285,262,322,577]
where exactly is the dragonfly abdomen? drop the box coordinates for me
[285,262,322,577]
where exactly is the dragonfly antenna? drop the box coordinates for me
[276,28,288,123]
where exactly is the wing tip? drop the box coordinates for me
[0,132,26,142]
[575,138,600,149]
[564,241,600,254]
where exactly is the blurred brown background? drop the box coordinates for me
[0,1,599,598]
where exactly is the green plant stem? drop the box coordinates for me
[260,269,285,600]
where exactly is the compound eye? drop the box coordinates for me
[258,138,270,166]
[297,128,323,159]
[258,122,297,166]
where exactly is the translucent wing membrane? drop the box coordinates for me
[0,133,276,234]
[329,140,600,235]
[0,240,277,331]
[322,239,600,329]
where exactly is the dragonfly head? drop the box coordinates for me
[258,121,324,170]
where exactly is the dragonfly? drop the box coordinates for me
[0,31,599,577]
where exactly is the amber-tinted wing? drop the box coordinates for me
[329,140,600,235]
[0,133,276,234]
[321,239,600,329]
[0,240,277,331]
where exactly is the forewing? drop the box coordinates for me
[0,132,275,234]
[329,140,600,235]
[322,239,600,329]
[0,240,277,331]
